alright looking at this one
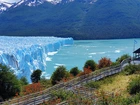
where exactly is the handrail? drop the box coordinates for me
[1,58,131,105]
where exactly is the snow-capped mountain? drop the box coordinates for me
[0,0,140,39]
[1,0,97,12]
[13,0,47,8]
[0,0,57,13]
[12,0,78,8]
[0,2,13,13]
[0,0,75,13]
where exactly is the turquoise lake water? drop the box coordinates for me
[45,39,140,78]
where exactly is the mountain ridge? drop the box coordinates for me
[0,2,14,13]
[0,0,140,39]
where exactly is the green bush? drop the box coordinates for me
[123,64,139,75]
[120,93,140,105]
[131,93,140,104]
[51,89,74,101]
[20,76,28,86]
[85,81,100,88]
[127,76,140,95]
[70,67,80,76]
[84,60,97,71]
[0,64,21,99]
[51,66,67,85]
[120,97,133,105]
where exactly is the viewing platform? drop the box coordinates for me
[133,48,140,59]
[131,48,140,64]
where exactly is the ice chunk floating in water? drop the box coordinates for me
[0,36,73,82]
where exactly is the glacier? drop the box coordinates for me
[0,36,73,82]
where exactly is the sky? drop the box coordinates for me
[0,0,20,3]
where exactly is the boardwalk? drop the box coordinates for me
[1,58,131,105]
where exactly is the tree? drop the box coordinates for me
[51,66,67,85]
[84,60,97,72]
[31,69,42,83]
[70,67,80,76]
[0,64,21,100]
[98,57,112,69]
[127,76,140,95]
[20,76,28,86]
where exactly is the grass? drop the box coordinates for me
[85,72,140,100]
[98,74,137,98]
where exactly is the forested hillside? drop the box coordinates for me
[0,0,140,39]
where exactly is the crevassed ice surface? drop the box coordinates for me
[0,36,73,82]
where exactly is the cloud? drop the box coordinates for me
[0,0,20,3]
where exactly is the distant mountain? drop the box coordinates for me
[12,0,48,8]
[0,0,140,39]
[0,2,13,13]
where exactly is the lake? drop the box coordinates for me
[44,38,140,78]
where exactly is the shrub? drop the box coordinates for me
[127,76,140,95]
[84,60,97,72]
[20,76,28,86]
[120,93,140,105]
[120,97,133,105]
[98,57,112,69]
[70,67,80,76]
[85,81,100,88]
[51,66,67,85]
[123,64,139,75]
[62,71,72,82]
[131,93,140,104]
[51,89,74,101]
[22,82,43,95]
[0,64,21,99]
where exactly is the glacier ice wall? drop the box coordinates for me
[0,36,73,82]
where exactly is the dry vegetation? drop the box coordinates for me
[98,74,138,98]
